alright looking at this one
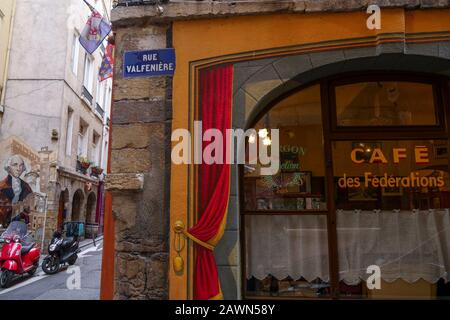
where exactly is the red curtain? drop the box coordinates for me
[186,65,233,300]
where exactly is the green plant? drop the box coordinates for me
[78,156,92,168]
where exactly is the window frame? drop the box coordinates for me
[327,73,448,139]
[65,108,74,156]
[83,54,94,93]
[71,31,80,76]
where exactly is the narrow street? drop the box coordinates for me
[0,239,103,300]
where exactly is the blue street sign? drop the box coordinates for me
[123,48,176,78]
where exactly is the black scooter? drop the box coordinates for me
[42,231,80,274]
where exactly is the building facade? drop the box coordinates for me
[104,0,450,300]
[0,0,15,113]
[0,0,113,246]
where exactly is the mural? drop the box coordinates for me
[0,155,33,226]
[0,137,43,228]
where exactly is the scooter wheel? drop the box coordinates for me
[28,262,39,276]
[42,256,60,275]
[0,270,12,288]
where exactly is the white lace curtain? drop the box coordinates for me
[246,210,450,284]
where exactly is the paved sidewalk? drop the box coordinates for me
[0,237,103,300]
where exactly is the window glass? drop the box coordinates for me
[245,215,330,298]
[83,55,93,92]
[335,81,437,126]
[244,84,330,298]
[71,32,80,75]
[333,140,450,298]
[244,85,327,212]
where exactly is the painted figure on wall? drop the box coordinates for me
[0,155,33,226]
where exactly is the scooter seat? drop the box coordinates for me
[62,237,75,248]
[21,243,35,255]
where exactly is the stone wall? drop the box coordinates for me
[107,23,172,299]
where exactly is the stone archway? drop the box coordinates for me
[86,192,97,224]
[85,192,97,238]
[72,189,85,222]
[232,45,450,130]
[57,188,70,231]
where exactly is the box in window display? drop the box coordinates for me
[296,198,305,210]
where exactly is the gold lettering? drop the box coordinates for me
[351,148,365,164]
[369,148,388,164]
[415,146,429,164]
[393,148,407,163]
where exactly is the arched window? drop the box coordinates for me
[243,73,450,299]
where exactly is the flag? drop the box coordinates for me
[99,43,114,82]
[79,0,111,54]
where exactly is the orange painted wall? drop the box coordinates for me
[170,9,450,299]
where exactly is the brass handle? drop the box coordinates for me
[173,220,186,273]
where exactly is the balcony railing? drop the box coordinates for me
[96,103,105,118]
[82,86,93,105]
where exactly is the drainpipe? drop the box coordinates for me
[0,0,17,114]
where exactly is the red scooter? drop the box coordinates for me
[0,221,40,288]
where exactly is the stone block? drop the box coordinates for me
[420,0,450,8]
[310,50,345,69]
[273,54,313,81]
[112,123,165,149]
[233,88,257,125]
[146,253,169,292]
[112,193,139,231]
[116,253,145,281]
[375,42,405,55]
[134,197,167,239]
[243,64,283,102]
[438,41,450,60]
[233,63,268,95]
[105,173,144,192]
[114,76,168,101]
[110,148,152,173]
[344,46,378,60]
[115,239,167,254]
[115,26,167,61]
[405,42,439,57]
[112,100,168,124]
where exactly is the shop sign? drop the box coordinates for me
[338,146,445,189]
[280,144,306,171]
[123,48,176,78]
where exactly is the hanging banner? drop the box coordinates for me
[123,48,176,78]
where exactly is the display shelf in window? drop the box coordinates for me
[244,171,327,212]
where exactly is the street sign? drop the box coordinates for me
[123,48,176,78]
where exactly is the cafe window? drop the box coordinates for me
[244,84,331,297]
[333,139,450,298]
[242,74,450,299]
[333,80,439,127]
